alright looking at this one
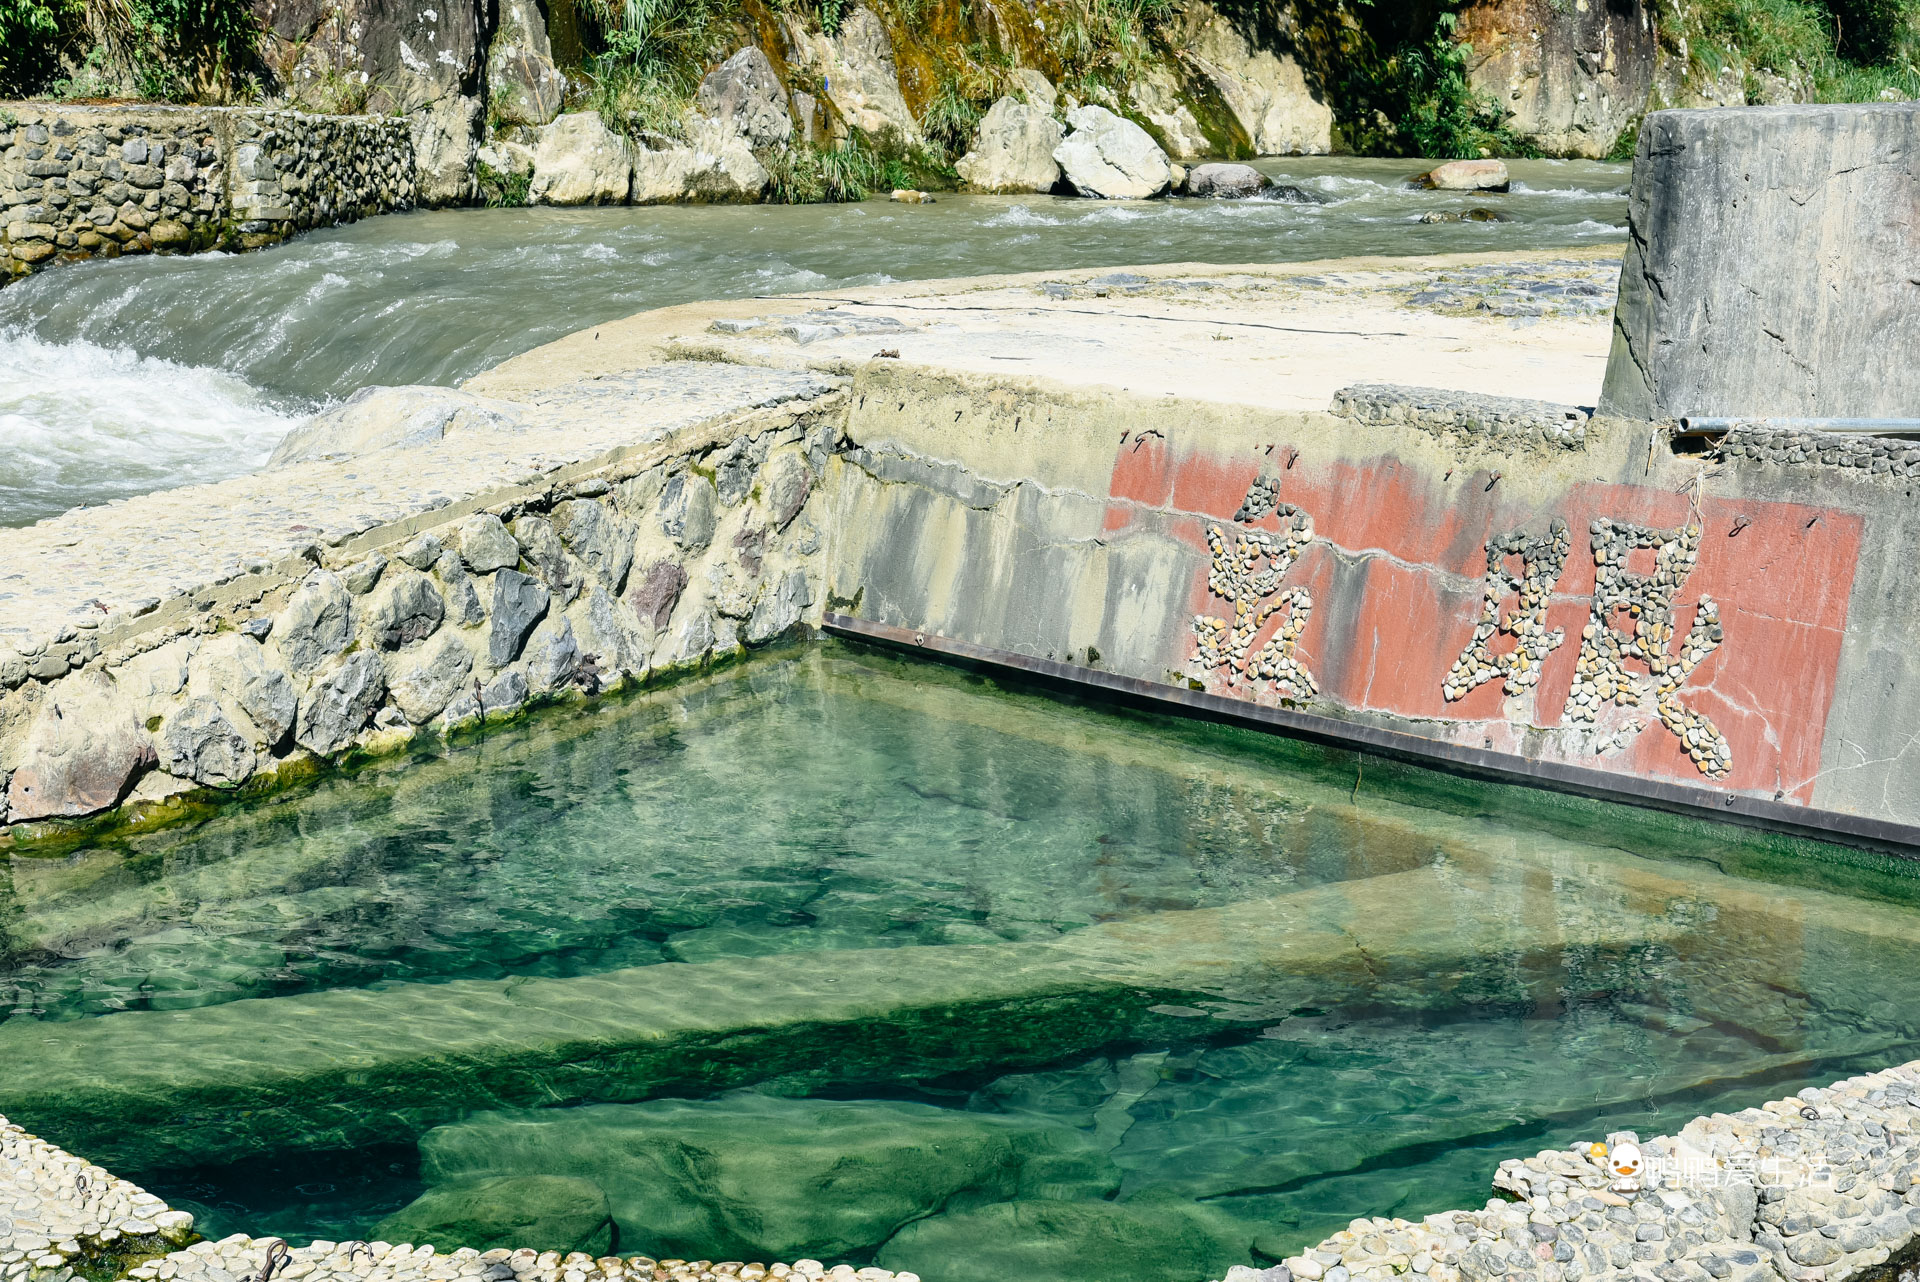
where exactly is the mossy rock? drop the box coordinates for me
[874,1196,1256,1282]
[417,1092,1121,1262]
[373,1174,614,1255]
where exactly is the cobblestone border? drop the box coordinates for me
[1213,1060,1920,1282]
[0,367,845,839]
[1329,385,1593,452]
[1717,426,1920,479]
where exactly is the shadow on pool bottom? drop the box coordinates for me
[134,1031,1920,1282]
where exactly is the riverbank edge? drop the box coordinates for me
[7,1059,1920,1282]
[0,103,415,284]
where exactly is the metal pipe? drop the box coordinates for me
[1677,416,1920,436]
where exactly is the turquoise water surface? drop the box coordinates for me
[4,642,1917,1282]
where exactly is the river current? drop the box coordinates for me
[0,157,1627,527]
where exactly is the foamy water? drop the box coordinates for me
[0,156,1628,526]
[0,329,303,528]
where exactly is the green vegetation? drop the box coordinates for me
[763,130,947,201]
[1,0,261,101]
[477,157,534,206]
[1,0,80,98]
[575,0,737,134]
[1306,5,1535,159]
[1049,0,1175,101]
[1678,0,1920,101]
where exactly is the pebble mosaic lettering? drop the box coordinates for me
[1192,477,1318,699]
[1194,481,1732,777]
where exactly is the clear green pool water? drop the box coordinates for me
[4,642,1919,1282]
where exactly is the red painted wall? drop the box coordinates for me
[1107,441,1862,803]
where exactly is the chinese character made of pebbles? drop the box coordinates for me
[1566,517,1731,777]
[1442,518,1572,702]
[1192,477,1318,699]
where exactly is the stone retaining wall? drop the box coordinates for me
[0,104,414,283]
[12,355,1920,845]
[0,363,842,831]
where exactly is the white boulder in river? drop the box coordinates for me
[1185,162,1266,198]
[630,118,769,204]
[1052,105,1176,199]
[956,96,1064,193]
[529,111,633,206]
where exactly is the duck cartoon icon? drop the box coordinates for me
[1608,1141,1645,1193]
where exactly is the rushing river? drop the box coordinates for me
[4,644,1919,1282]
[0,157,1627,526]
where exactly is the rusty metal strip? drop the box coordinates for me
[820,612,1920,860]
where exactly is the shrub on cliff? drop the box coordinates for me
[0,0,82,98]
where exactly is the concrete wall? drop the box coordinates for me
[1,104,414,283]
[826,367,1920,840]
[1599,103,1920,420]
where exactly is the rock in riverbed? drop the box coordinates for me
[1053,105,1176,199]
[415,1092,1120,1262]
[1418,159,1510,191]
[957,96,1064,193]
[530,112,633,206]
[1185,162,1266,198]
[375,1175,614,1255]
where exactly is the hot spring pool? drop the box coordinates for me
[4,642,1919,1282]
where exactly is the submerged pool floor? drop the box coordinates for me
[5,644,1920,1282]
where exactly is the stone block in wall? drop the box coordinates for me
[1600,103,1920,420]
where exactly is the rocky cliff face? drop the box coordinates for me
[1456,0,1656,157]
[250,0,499,202]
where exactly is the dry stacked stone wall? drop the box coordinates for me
[0,104,414,282]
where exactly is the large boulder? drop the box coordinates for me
[780,6,920,144]
[630,118,770,204]
[875,1198,1254,1282]
[416,1093,1120,1262]
[1186,162,1266,198]
[1419,158,1510,190]
[268,386,526,467]
[411,95,484,206]
[374,1175,613,1255]
[530,112,634,206]
[696,46,793,148]
[1168,0,1331,156]
[956,96,1064,193]
[1600,103,1920,420]
[251,0,488,117]
[1053,106,1175,199]
[5,673,154,821]
[488,0,565,128]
